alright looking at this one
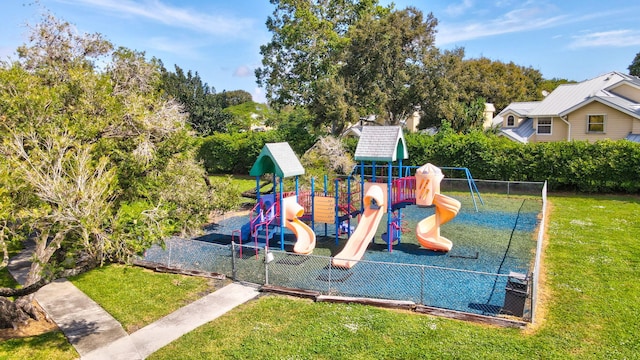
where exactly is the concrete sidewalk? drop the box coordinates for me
[8,247,260,359]
[85,282,259,359]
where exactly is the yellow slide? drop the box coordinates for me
[332,184,386,269]
[415,193,461,252]
[282,196,316,255]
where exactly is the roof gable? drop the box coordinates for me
[354,126,408,162]
[249,142,305,178]
[531,72,640,118]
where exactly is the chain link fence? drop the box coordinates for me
[141,240,534,321]
[140,180,546,323]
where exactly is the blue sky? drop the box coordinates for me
[2,1,639,103]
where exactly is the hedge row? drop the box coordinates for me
[197,131,284,174]
[199,130,640,193]
[404,131,640,193]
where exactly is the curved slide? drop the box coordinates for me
[415,193,461,252]
[332,184,386,269]
[282,196,316,255]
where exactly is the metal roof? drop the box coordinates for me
[249,142,305,178]
[499,118,535,143]
[531,72,640,119]
[625,133,640,143]
[354,126,408,162]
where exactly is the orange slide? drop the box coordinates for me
[415,163,461,252]
[282,196,316,254]
[332,184,386,269]
[415,193,461,251]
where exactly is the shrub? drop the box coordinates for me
[402,132,640,193]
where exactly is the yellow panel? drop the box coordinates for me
[314,197,336,224]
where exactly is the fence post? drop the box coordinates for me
[167,239,172,268]
[420,266,425,305]
[264,250,270,285]
[231,241,237,280]
[328,257,332,294]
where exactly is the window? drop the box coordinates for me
[507,115,515,127]
[587,114,605,133]
[537,117,552,134]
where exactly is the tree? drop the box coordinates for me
[449,97,487,133]
[256,0,386,132]
[223,101,272,132]
[451,57,544,112]
[257,1,446,133]
[0,14,220,329]
[342,7,438,124]
[159,63,233,135]
[214,90,253,108]
[628,51,640,77]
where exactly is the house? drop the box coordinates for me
[492,72,640,143]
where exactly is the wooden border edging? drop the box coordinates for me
[260,285,528,329]
[260,285,321,299]
[415,305,528,329]
[316,295,416,310]
[132,259,226,279]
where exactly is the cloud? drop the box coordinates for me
[445,0,474,17]
[436,5,566,45]
[233,65,252,77]
[56,0,255,37]
[569,30,640,49]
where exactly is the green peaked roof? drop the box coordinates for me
[249,142,305,178]
[354,126,408,162]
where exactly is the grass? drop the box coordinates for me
[69,264,226,333]
[3,193,639,359]
[147,194,640,359]
[0,331,77,360]
[210,174,257,195]
[0,245,77,359]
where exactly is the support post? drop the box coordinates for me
[311,177,315,232]
[279,176,285,250]
[387,162,392,252]
[335,179,339,245]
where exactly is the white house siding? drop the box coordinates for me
[567,102,633,141]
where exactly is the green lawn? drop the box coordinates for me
[70,264,227,333]
[210,174,257,194]
[3,194,639,359]
[148,194,640,359]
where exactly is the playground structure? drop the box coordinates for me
[238,127,480,266]
[282,196,316,254]
[332,183,387,268]
[239,142,316,255]
[415,163,461,252]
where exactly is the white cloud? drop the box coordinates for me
[569,30,640,49]
[436,7,566,45]
[445,0,474,17]
[56,0,255,37]
[233,65,252,77]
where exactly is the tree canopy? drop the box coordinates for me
[629,51,640,77]
[256,1,547,134]
[0,14,235,329]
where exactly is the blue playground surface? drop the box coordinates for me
[192,192,541,317]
